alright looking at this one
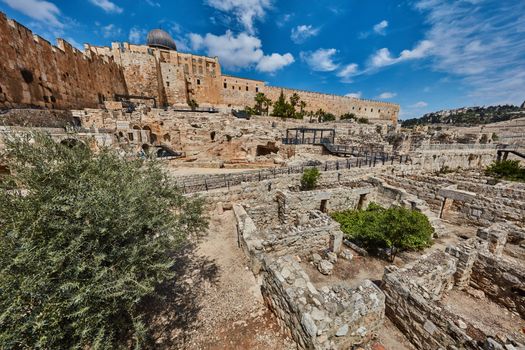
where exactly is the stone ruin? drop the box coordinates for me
[227,164,525,349]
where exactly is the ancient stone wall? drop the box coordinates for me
[261,255,385,349]
[470,251,525,318]
[263,86,399,123]
[0,13,128,109]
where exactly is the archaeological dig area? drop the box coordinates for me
[1,11,525,350]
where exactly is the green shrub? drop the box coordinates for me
[486,160,525,182]
[188,98,199,110]
[0,133,207,349]
[332,203,433,261]
[301,168,320,190]
[340,113,356,121]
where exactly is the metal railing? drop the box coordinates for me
[178,152,411,193]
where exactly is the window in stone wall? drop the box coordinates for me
[232,86,235,90]
[166,82,170,87]
[246,86,249,91]
[256,87,259,92]
[197,79,201,85]
[378,109,381,113]
[224,83,227,88]
[371,108,373,112]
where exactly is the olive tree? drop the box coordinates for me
[0,133,207,349]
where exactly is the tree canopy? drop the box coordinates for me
[332,203,433,261]
[0,133,207,349]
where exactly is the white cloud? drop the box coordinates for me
[345,92,362,99]
[377,92,397,99]
[415,0,525,105]
[300,48,339,72]
[291,25,320,44]
[128,27,146,44]
[369,40,434,68]
[89,0,123,14]
[337,63,359,81]
[144,0,160,7]
[410,101,428,108]
[205,0,272,34]
[373,20,388,35]
[101,23,121,38]
[1,0,63,28]
[276,13,293,28]
[257,53,294,73]
[190,30,293,73]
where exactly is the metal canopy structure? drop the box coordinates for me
[283,127,336,145]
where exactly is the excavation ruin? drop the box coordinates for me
[1,11,525,350]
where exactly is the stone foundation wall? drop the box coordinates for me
[261,255,385,349]
[470,252,525,318]
[383,250,491,350]
[383,238,525,350]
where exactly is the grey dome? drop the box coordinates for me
[146,29,177,51]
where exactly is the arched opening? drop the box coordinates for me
[163,133,171,142]
[210,131,216,141]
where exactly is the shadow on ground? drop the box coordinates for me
[141,242,220,349]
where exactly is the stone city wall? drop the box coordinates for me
[0,13,127,109]
[264,86,399,124]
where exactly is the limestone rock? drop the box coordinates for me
[335,324,349,337]
[301,313,317,338]
[340,249,354,261]
[318,260,334,275]
[326,251,338,264]
[312,253,322,265]
[456,319,467,330]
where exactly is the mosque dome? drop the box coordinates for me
[146,29,177,51]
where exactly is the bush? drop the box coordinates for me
[0,134,207,349]
[486,160,525,182]
[357,117,369,124]
[340,113,356,121]
[300,168,320,190]
[332,203,433,261]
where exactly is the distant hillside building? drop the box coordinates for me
[0,13,399,124]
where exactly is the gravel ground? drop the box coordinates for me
[149,210,296,349]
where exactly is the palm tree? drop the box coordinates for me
[299,100,307,114]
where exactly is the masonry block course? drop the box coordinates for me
[0,12,399,124]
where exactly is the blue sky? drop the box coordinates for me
[1,0,524,119]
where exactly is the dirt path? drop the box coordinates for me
[154,210,295,349]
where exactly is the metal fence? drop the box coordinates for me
[178,152,410,193]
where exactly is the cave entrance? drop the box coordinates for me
[256,142,279,156]
[357,194,367,210]
[320,199,328,213]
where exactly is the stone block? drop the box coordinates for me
[318,260,334,275]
